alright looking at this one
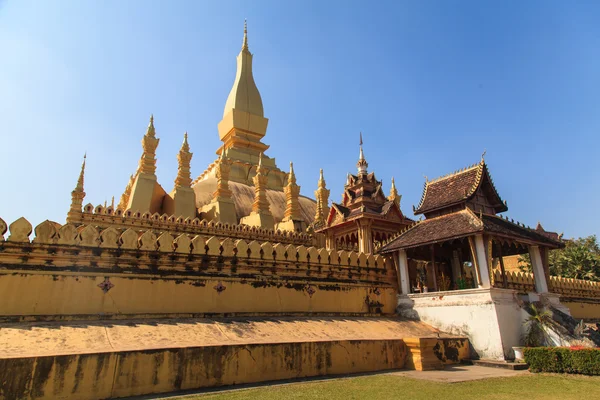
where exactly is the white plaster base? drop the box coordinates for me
[398,288,529,360]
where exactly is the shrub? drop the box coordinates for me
[524,347,600,375]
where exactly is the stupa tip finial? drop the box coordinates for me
[146,114,156,137]
[320,168,324,180]
[242,19,249,51]
[391,176,396,187]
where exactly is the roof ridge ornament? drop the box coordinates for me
[481,149,487,163]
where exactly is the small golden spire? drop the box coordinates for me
[288,162,296,184]
[111,196,115,209]
[242,19,249,51]
[138,115,160,175]
[175,131,193,188]
[388,177,401,206]
[75,153,86,192]
[251,152,271,215]
[283,161,301,221]
[147,114,156,138]
[314,168,330,224]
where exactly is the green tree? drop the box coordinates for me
[518,235,600,281]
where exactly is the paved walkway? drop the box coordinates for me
[388,365,529,383]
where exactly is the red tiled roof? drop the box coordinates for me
[378,209,563,253]
[414,161,507,215]
[378,209,483,252]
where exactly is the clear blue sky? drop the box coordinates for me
[1,0,598,238]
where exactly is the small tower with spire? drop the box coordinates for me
[313,169,330,226]
[241,153,275,230]
[126,115,162,214]
[66,154,87,224]
[276,162,306,232]
[200,150,237,225]
[166,132,197,219]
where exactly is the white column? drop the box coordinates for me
[529,245,549,293]
[398,250,411,295]
[474,234,491,288]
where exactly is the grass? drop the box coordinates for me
[171,373,600,400]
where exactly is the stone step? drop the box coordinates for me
[468,359,529,370]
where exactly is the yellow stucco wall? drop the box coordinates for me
[0,271,396,318]
[0,339,407,399]
[562,300,600,320]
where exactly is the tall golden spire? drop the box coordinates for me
[174,132,193,188]
[138,114,160,176]
[314,168,330,224]
[388,177,401,206]
[67,154,87,223]
[222,20,264,118]
[283,162,301,221]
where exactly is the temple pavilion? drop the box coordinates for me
[378,157,564,295]
[315,136,412,254]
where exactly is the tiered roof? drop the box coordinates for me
[414,160,507,216]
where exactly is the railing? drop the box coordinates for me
[493,270,600,298]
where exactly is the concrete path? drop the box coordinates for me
[388,365,529,383]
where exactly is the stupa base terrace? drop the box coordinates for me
[0,317,468,399]
[0,217,468,399]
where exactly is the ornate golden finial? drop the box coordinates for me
[111,196,115,209]
[212,148,233,200]
[147,114,156,138]
[137,115,160,175]
[288,162,296,184]
[175,131,193,188]
[283,161,301,221]
[67,153,87,223]
[242,19,249,51]
[314,168,330,224]
[251,152,271,215]
[76,153,86,192]
[388,177,401,206]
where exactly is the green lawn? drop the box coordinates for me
[178,373,600,400]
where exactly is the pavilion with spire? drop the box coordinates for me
[315,134,412,254]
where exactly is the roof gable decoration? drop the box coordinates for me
[413,158,507,216]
